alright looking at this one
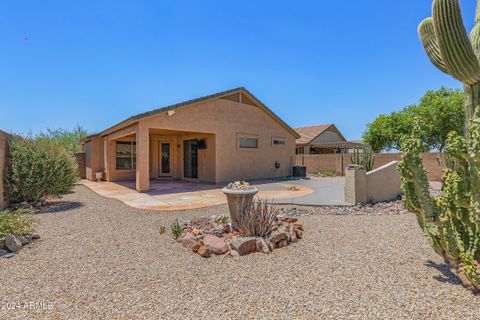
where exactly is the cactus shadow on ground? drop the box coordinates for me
[424,260,463,286]
[425,261,480,295]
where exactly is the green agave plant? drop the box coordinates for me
[399,0,480,291]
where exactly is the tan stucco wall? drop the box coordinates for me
[140,98,295,183]
[344,165,367,204]
[0,131,8,209]
[293,152,443,181]
[86,97,296,185]
[85,137,104,181]
[366,161,402,203]
[344,161,402,204]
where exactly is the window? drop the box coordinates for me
[239,137,259,149]
[272,137,286,146]
[237,134,260,150]
[116,141,136,170]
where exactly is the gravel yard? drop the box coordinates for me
[1,185,479,319]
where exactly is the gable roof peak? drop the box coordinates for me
[87,87,300,140]
[295,124,346,145]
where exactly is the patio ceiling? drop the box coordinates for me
[148,128,212,136]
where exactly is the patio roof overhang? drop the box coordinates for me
[82,87,301,143]
[308,141,365,149]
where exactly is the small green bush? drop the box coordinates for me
[0,209,35,238]
[4,137,78,204]
[158,225,166,235]
[322,170,335,177]
[171,219,182,239]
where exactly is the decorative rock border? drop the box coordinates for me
[174,215,303,258]
[0,233,39,258]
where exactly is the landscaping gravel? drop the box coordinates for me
[1,184,479,319]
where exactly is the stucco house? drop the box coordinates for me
[83,87,300,192]
[295,124,363,154]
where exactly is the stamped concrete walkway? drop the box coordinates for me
[82,179,314,211]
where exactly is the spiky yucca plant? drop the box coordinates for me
[399,0,480,291]
[235,198,278,237]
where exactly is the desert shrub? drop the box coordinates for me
[236,198,278,237]
[322,170,335,177]
[35,124,89,154]
[0,209,35,238]
[4,137,78,204]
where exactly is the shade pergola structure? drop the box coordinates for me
[308,141,365,154]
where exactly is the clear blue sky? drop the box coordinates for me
[1,0,474,139]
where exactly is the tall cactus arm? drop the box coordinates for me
[419,18,449,74]
[432,0,480,84]
[467,117,480,222]
[399,136,443,253]
[470,0,480,60]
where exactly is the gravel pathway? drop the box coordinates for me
[1,185,478,319]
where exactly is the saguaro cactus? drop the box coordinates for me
[399,0,480,291]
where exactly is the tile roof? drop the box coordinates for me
[85,87,300,140]
[295,124,333,145]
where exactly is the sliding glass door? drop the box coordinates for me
[183,139,198,179]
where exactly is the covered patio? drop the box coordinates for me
[93,124,216,193]
[306,141,365,154]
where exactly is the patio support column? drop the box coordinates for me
[136,124,150,192]
[105,138,114,181]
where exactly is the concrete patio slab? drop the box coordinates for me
[81,179,314,211]
[266,176,348,206]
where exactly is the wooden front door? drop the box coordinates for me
[158,141,172,177]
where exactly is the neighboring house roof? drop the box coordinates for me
[85,87,300,141]
[295,124,346,145]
